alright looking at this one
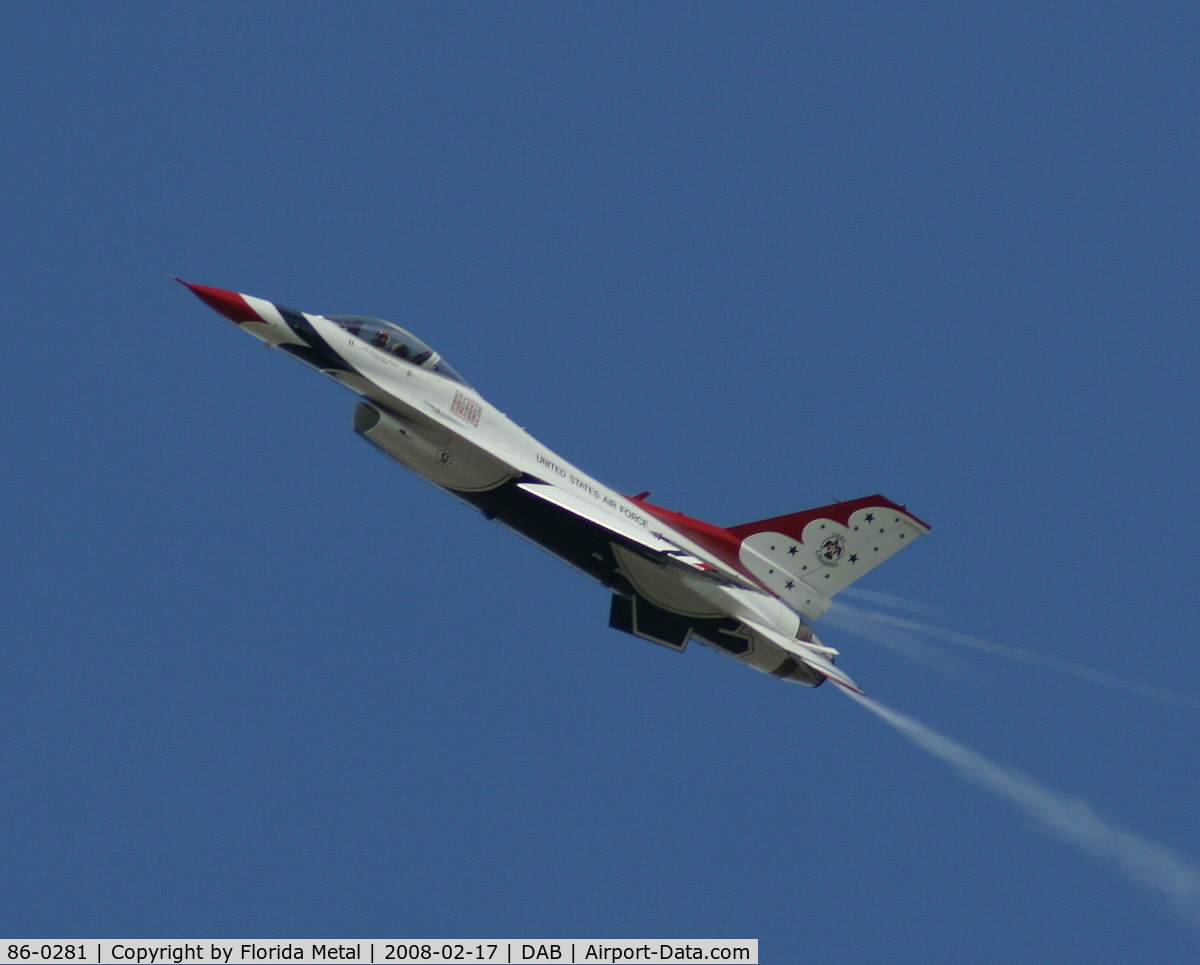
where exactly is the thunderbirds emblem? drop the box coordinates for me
[817,534,846,566]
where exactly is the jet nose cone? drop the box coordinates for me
[175,277,262,324]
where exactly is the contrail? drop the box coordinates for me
[842,688,1200,931]
[840,586,953,620]
[828,601,1200,710]
[823,601,964,677]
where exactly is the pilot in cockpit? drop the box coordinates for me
[326,314,470,387]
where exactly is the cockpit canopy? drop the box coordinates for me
[326,315,469,386]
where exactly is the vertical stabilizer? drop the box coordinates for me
[727,495,929,618]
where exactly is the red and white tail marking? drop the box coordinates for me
[728,495,930,619]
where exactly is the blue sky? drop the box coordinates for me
[2,3,1199,961]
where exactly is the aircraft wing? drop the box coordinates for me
[516,481,759,589]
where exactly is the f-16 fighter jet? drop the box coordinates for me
[180,280,930,694]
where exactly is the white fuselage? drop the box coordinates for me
[233,299,819,679]
[178,277,869,689]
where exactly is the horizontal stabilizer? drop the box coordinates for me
[740,618,865,695]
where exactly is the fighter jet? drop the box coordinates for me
[180,279,929,694]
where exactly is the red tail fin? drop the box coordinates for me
[728,494,928,540]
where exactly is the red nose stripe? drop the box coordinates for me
[179,280,262,324]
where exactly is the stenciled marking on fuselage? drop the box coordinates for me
[536,453,568,477]
[536,455,650,527]
[450,391,481,427]
[350,338,402,370]
[569,474,603,500]
[616,502,650,527]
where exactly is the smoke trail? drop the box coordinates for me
[840,586,952,621]
[824,601,962,674]
[843,688,1200,931]
[829,601,1200,711]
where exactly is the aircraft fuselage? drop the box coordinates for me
[181,280,930,694]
